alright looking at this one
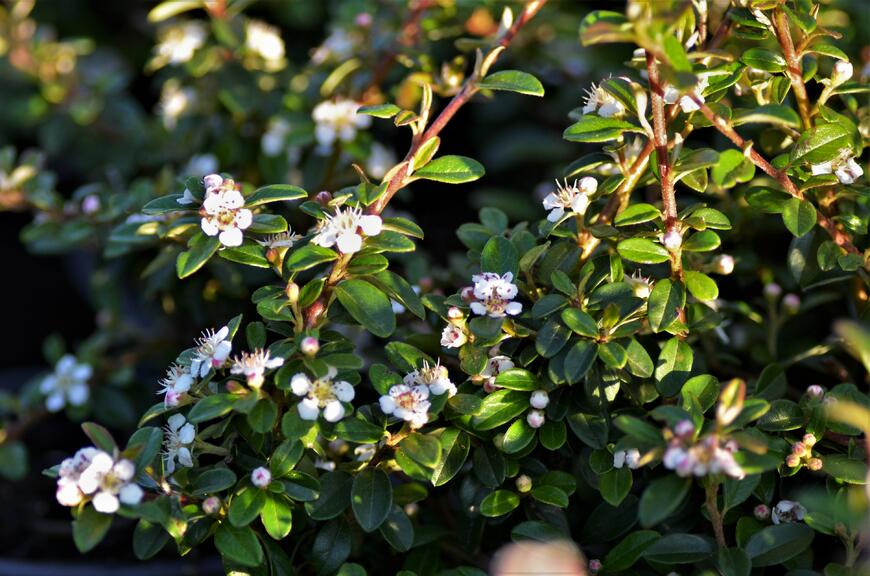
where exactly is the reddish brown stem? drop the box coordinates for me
[773,10,812,130]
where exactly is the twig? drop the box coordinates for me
[705,481,727,548]
[773,10,812,130]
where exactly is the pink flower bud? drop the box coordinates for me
[662,229,683,251]
[82,194,101,215]
[515,474,533,493]
[529,390,549,410]
[805,385,825,400]
[713,254,735,275]
[589,559,602,574]
[791,442,807,456]
[764,283,782,300]
[483,381,500,393]
[300,336,319,356]
[674,419,695,439]
[782,293,800,314]
[802,433,817,447]
[202,496,221,515]
[447,306,464,320]
[286,281,300,303]
[754,504,770,520]
[807,457,823,471]
[251,466,272,488]
[314,191,332,206]
[526,409,545,429]
[785,453,801,468]
[354,12,373,27]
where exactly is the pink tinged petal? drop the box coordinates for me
[234,209,253,230]
[336,231,362,254]
[332,381,355,402]
[175,374,193,393]
[290,373,311,396]
[46,392,66,412]
[219,227,244,247]
[379,396,396,414]
[505,301,523,316]
[223,190,245,209]
[203,174,223,190]
[119,483,144,505]
[358,215,382,236]
[322,401,345,423]
[578,176,598,194]
[201,217,220,236]
[297,399,320,421]
[67,383,89,406]
[93,491,120,514]
[164,390,181,407]
[177,447,193,468]
[542,193,560,210]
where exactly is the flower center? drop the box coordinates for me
[395,391,417,410]
[311,379,335,405]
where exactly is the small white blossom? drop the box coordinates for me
[663,435,744,479]
[583,83,626,118]
[526,409,545,428]
[312,99,371,151]
[530,390,550,410]
[158,364,194,407]
[663,75,709,113]
[366,142,396,180]
[314,458,336,471]
[200,178,253,247]
[291,367,355,422]
[613,448,641,469]
[82,194,101,214]
[626,270,653,299]
[542,177,597,222]
[261,118,291,157]
[256,229,302,250]
[245,20,285,67]
[251,466,272,488]
[469,272,523,318]
[811,153,863,185]
[163,413,195,474]
[159,80,195,130]
[56,447,99,507]
[354,443,378,461]
[311,206,382,254]
[481,355,514,392]
[40,355,92,413]
[190,325,232,378]
[713,254,735,275]
[154,21,206,66]
[404,361,456,397]
[379,384,431,429]
[76,451,143,513]
[771,500,806,524]
[440,324,467,349]
[831,60,853,85]
[230,349,284,388]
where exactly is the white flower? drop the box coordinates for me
[626,270,653,299]
[163,413,195,474]
[155,21,206,66]
[812,153,863,185]
[663,75,708,113]
[159,80,195,130]
[526,409,545,428]
[246,20,285,66]
[404,361,456,397]
[583,83,625,118]
[663,435,744,479]
[251,466,272,488]
[158,364,194,407]
[481,355,514,392]
[831,60,853,85]
[366,142,396,180]
[230,349,284,388]
[311,28,356,64]
[311,206,382,254]
[190,325,232,377]
[314,458,336,471]
[440,324,467,349]
[542,177,597,222]
[311,99,371,151]
[614,448,641,469]
[261,118,291,157]
[772,500,806,525]
[56,447,99,507]
[200,179,253,247]
[256,229,302,250]
[469,272,523,318]
[291,367,355,422]
[40,355,92,412]
[77,451,143,513]
[713,254,735,275]
[530,390,549,410]
[379,384,431,429]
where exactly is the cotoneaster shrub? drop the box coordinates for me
[0,0,868,575]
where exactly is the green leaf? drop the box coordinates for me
[733,105,801,129]
[473,445,506,488]
[147,0,200,22]
[684,271,719,301]
[191,467,238,496]
[566,412,608,449]
[494,368,539,391]
[284,244,338,271]
[617,238,670,264]
[600,467,633,507]
[663,36,692,72]
[711,149,755,187]
[480,490,520,517]
[564,340,598,384]
[215,523,264,568]
[472,390,529,431]
[379,506,414,552]
[334,417,384,444]
[822,455,868,484]
[312,519,352,575]
[246,184,307,207]
[477,70,544,96]
[564,115,645,143]
[744,524,814,566]
[781,198,817,237]
[531,485,569,508]
[655,338,694,397]
[790,123,853,165]
[410,155,485,184]
[481,236,519,277]
[132,519,169,560]
[539,420,567,450]
[741,48,786,72]
[305,471,352,520]
[0,441,27,481]
[605,530,660,572]
[614,415,662,445]
[579,11,633,46]
[639,475,691,527]
[682,230,721,252]
[358,103,402,118]
[248,398,278,434]
[625,339,654,378]
[648,278,685,332]
[642,533,714,564]
[745,187,791,214]
[229,486,268,527]
[431,429,470,486]
[270,440,303,478]
[399,433,442,468]
[718,547,751,576]
[141,194,185,215]
[334,279,396,338]
[218,243,270,267]
[187,393,236,423]
[351,468,393,532]
[757,399,803,431]
[82,422,117,453]
[261,494,293,540]
[502,418,536,454]
[614,203,662,226]
[177,234,221,278]
[561,309,599,338]
[371,270,426,319]
[681,374,720,412]
[73,505,113,553]
[535,319,571,359]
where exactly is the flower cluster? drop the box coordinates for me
[291,367,355,422]
[190,325,233,377]
[466,272,523,318]
[163,414,195,474]
[440,307,469,349]
[311,205,382,254]
[771,500,807,524]
[404,361,457,397]
[40,354,92,413]
[311,98,371,151]
[662,421,745,479]
[56,447,143,513]
[526,390,549,429]
[542,177,597,222]
[785,433,823,471]
[157,364,194,407]
[245,20,285,70]
[811,151,864,185]
[153,21,206,67]
[197,174,253,247]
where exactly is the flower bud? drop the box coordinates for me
[785,453,801,468]
[404,502,419,516]
[285,281,299,303]
[300,336,319,356]
[589,559,602,574]
[526,409,545,429]
[802,433,817,447]
[515,474,533,493]
[493,433,505,451]
[483,380,500,393]
[764,283,782,300]
[460,286,475,303]
[674,419,695,440]
[661,229,683,251]
[791,441,807,456]
[354,12,372,27]
[713,254,735,275]
[418,276,433,291]
[754,504,770,521]
[447,306,464,320]
[807,457,823,471]
[529,390,550,410]
[831,60,853,86]
[251,466,272,488]
[203,173,223,191]
[82,194,101,215]
[805,385,825,400]
[202,496,222,515]
[314,191,332,206]
[782,293,800,314]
